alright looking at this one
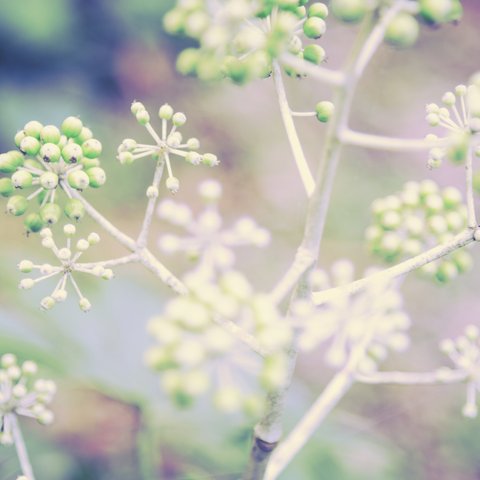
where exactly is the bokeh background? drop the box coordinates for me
[0,0,480,479]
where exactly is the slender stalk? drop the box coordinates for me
[137,160,166,248]
[272,62,315,197]
[466,148,477,228]
[355,369,468,385]
[312,229,476,305]
[76,253,140,269]
[10,414,35,480]
[339,128,442,152]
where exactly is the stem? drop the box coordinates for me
[272,61,315,197]
[313,229,476,305]
[466,147,477,228]
[137,160,166,248]
[339,128,442,152]
[10,414,35,480]
[76,253,139,269]
[355,369,468,385]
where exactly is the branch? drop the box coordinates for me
[339,128,441,152]
[137,160,166,247]
[312,229,476,305]
[279,53,346,86]
[272,61,315,197]
[355,369,468,385]
[77,253,140,269]
[10,414,35,480]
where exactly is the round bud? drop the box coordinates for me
[20,136,41,156]
[303,44,326,64]
[22,360,38,375]
[58,248,71,260]
[146,186,159,198]
[14,130,27,148]
[41,237,54,249]
[64,198,85,221]
[40,143,61,163]
[24,120,44,139]
[40,203,62,225]
[82,139,102,159]
[37,410,55,425]
[0,178,15,197]
[303,17,326,39]
[159,104,174,120]
[385,13,419,48]
[79,297,92,312]
[63,224,76,236]
[315,101,335,122]
[0,151,24,174]
[330,0,367,23]
[88,232,100,244]
[166,176,180,194]
[442,91,456,106]
[308,3,329,19]
[52,289,68,302]
[68,170,90,190]
[40,125,61,144]
[202,153,219,167]
[136,109,150,125]
[102,269,114,280]
[75,126,93,144]
[419,0,461,24]
[62,143,83,164]
[11,170,33,189]
[186,138,200,150]
[40,227,52,238]
[86,167,106,188]
[7,195,28,216]
[131,101,145,115]
[40,172,59,190]
[76,239,90,251]
[18,260,34,273]
[61,116,83,138]
[117,151,134,165]
[172,112,187,127]
[40,296,56,311]
[185,151,202,165]
[176,48,201,76]
[24,213,44,233]
[19,278,35,289]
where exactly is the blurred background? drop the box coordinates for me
[0,0,480,478]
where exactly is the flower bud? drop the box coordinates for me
[315,101,335,122]
[24,120,44,138]
[136,109,150,125]
[166,176,180,193]
[61,116,84,138]
[40,125,61,144]
[24,213,44,233]
[86,167,106,188]
[131,101,145,115]
[303,17,326,39]
[62,143,83,164]
[117,151,134,165]
[331,0,367,23]
[40,172,59,190]
[40,296,56,311]
[385,13,419,48]
[0,150,24,173]
[75,126,93,144]
[20,136,41,156]
[40,203,62,225]
[0,178,14,197]
[19,278,35,289]
[68,170,90,190]
[40,143,61,163]
[64,198,85,221]
[88,232,100,244]
[303,45,326,65]
[52,289,68,302]
[159,104,174,120]
[7,195,28,216]
[79,297,92,312]
[82,139,102,159]
[202,153,219,167]
[11,170,33,189]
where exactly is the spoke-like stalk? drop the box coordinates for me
[10,414,35,480]
[466,148,477,228]
[355,369,468,385]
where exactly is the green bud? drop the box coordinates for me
[64,198,85,221]
[14,130,27,148]
[136,109,150,125]
[0,178,14,197]
[74,127,93,144]
[308,3,329,19]
[79,297,92,312]
[86,167,106,188]
[419,0,461,24]
[435,261,458,283]
[163,8,186,34]
[40,296,56,311]
[24,213,44,233]
[0,151,24,173]
[18,260,34,273]
[20,136,41,156]
[24,121,43,139]
[176,48,201,76]
[187,137,200,150]
[11,170,33,189]
[385,13,419,48]
[117,151,134,165]
[172,112,187,127]
[451,250,473,273]
[40,143,61,163]
[61,116,83,138]
[40,203,62,225]
[80,157,100,169]
[40,125,61,144]
[303,17,326,39]
[303,44,326,64]
[446,132,469,164]
[202,153,219,166]
[62,143,83,164]
[330,0,367,23]
[315,101,335,122]
[40,172,59,190]
[68,170,90,190]
[131,101,145,115]
[185,151,201,165]
[7,195,28,216]
[82,139,102,159]
[159,104,174,120]
[223,57,253,85]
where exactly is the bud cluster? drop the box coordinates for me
[439,325,480,418]
[145,268,291,414]
[366,180,472,282]
[18,224,113,312]
[293,260,410,372]
[165,0,331,83]
[0,354,56,445]
[157,179,270,269]
[118,102,218,195]
[0,117,106,232]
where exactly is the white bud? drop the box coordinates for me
[146,186,159,198]
[19,278,35,289]
[76,239,90,251]
[79,297,92,312]
[88,232,100,245]
[166,176,180,193]
[57,248,71,260]
[63,224,76,236]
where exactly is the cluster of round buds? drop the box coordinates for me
[293,260,410,372]
[425,83,480,168]
[165,0,331,83]
[439,325,480,418]
[0,354,56,445]
[145,268,291,413]
[117,102,218,195]
[157,179,270,271]
[366,180,472,282]
[18,224,113,312]
[0,117,105,232]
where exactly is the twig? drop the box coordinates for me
[355,369,468,385]
[10,414,35,480]
[466,148,477,228]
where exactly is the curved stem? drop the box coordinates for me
[10,414,35,480]
[355,369,468,385]
[272,62,315,197]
